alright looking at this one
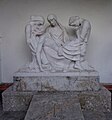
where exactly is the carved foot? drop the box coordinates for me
[80,61,94,71]
[74,61,94,71]
[74,62,84,70]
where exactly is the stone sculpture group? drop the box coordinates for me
[24,14,93,73]
[2,14,111,116]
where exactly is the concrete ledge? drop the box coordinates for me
[14,70,99,77]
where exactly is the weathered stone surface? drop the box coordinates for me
[0,111,26,120]
[78,87,111,112]
[24,93,85,120]
[2,86,111,113]
[104,112,112,120]
[14,70,99,77]
[83,111,107,120]
[2,86,33,111]
[13,71,100,92]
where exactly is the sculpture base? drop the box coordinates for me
[2,70,111,113]
[2,86,33,111]
[2,86,111,112]
[24,88,111,120]
[13,71,100,92]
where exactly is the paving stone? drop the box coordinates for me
[25,93,85,120]
[83,111,106,120]
[0,111,26,120]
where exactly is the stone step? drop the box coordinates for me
[24,92,85,120]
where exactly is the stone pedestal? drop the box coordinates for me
[2,85,111,113]
[13,71,100,92]
[2,71,111,116]
[2,86,33,111]
[78,87,111,112]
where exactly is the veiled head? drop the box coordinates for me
[30,15,45,36]
[69,16,82,30]
[47,14,57,27]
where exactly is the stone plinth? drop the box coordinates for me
[2,86,33,111]
[78,87,111,112]
[2,71,111,112]
[13,71,100,92]
[2,86,111,112]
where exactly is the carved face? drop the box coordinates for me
[48,18,57,27]
[47,14,57,27]
[31,21,45,36]
[69,17,82,30]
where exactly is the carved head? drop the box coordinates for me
[69,16,82,30]
[47,14,57,27]
[30,15,45,36]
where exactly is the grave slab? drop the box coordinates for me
[24,93,85,120]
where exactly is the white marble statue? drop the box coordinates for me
[68,16,94,70]
[58,16,94,70]
[24,15,49,72]
[20,14,94,73]
[43,14,71,72]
